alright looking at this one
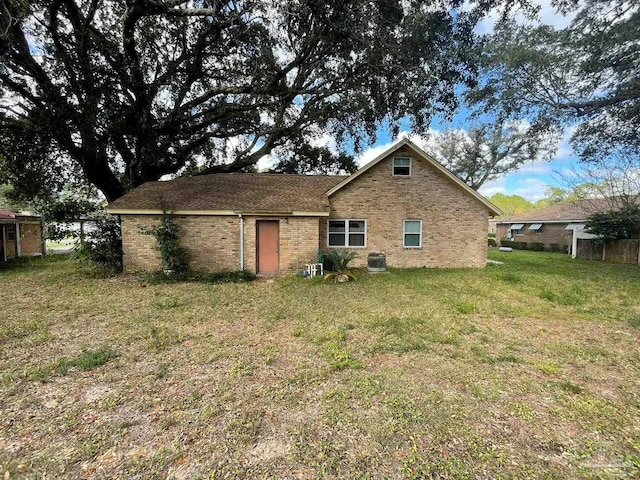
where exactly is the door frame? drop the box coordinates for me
[256,220,280,274]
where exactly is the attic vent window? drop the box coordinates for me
[393,157,411,176]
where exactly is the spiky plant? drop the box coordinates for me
[324,251,359,283]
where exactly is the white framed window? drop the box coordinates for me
[393,157,411,176]
[327,219,366,248]
[403,219,422,248]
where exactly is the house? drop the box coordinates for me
[0,210,45,261]
[106,139,502,274]
[495,198,632,256]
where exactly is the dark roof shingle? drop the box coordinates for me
[497,196,639,223]
[106,173,346,213]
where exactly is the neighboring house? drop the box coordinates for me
[0,210,45,261]
[495,198,632,256]
[106,139,501,274]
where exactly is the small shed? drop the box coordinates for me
[0,210,45,261]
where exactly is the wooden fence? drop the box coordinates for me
[576,238,640,264]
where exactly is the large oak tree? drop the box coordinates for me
[467,0,640,165]
[0,0,506,202]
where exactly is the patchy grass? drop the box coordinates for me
[1,250,639,478]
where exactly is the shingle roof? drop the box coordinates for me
[0,209,40,220]
[106,173,347,214]
[497,197,638,223]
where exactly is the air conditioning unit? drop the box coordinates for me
[367,252,386,272]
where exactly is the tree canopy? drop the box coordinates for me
[0,0,506,202]
[430,120,553,190]
[468,0,640,165]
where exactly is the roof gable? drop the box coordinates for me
[326,139,502,216]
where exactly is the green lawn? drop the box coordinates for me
[1,251,639,479]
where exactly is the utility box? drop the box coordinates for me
[367,252,387,272]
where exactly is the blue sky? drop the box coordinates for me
[353,114,580,202]
[255,1,581,201]
[353,1,580,202]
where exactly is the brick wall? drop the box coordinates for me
[19,222,43,255]
[121,214,240,273]
[1,222,41,259]
[322,147,491,268]
[496,223,572,250]
[121,214,320,274]
[244,216,319,274]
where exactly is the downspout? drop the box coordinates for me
[238,214,244,271]
[41,219,46,256]
[15,221,21,257]
[1,227,7,262]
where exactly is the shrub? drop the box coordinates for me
[527,242,545,251]
[75,216,123,272]
[488,238,497,247]
[139,211,189,272]
[514,241,528,250]
[549,243,567,253]
[500,240,514,248]
[323,251,359,282]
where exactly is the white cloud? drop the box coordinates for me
[511,177,549,201]
[473,0,576,35]
[554,126,575,160]
[479,177,507,197]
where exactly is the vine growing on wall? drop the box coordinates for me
[139,210,189,273]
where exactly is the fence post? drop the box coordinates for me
[602,241,606,262]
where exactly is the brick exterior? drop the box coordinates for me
[19,222,43,255]
[321,146,490,268]
[121,214,320,274]
[244,216,320,274]
[496,223,572,250]
[1,221,42,259]
[119,146,494,273]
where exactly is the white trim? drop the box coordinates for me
[325,138,502,216]
[15,222,21,257]
[403,219,422,248]
[392,156,412,177]
[106,208,330,217]
[327,219,367,248]
[238,214,244,271]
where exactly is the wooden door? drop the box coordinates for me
[257,220,279,274]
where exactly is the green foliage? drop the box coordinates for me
[0,0,496,201]
[514,241,527,250]
[323,250,359,283]
[559,381,584,395]
[527,242,545,251]
[469,3,640,165]
[586,204,640,241]
[488,193,533,217]
[488,237,497,247]
[432,122,553,190]
[55,347,118,375]
[74,217,123,272]
[323,341,361,371]
[271,143,358,174]
[549,243,567,253]
[140,211,189,273]
[500,240,514,248]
